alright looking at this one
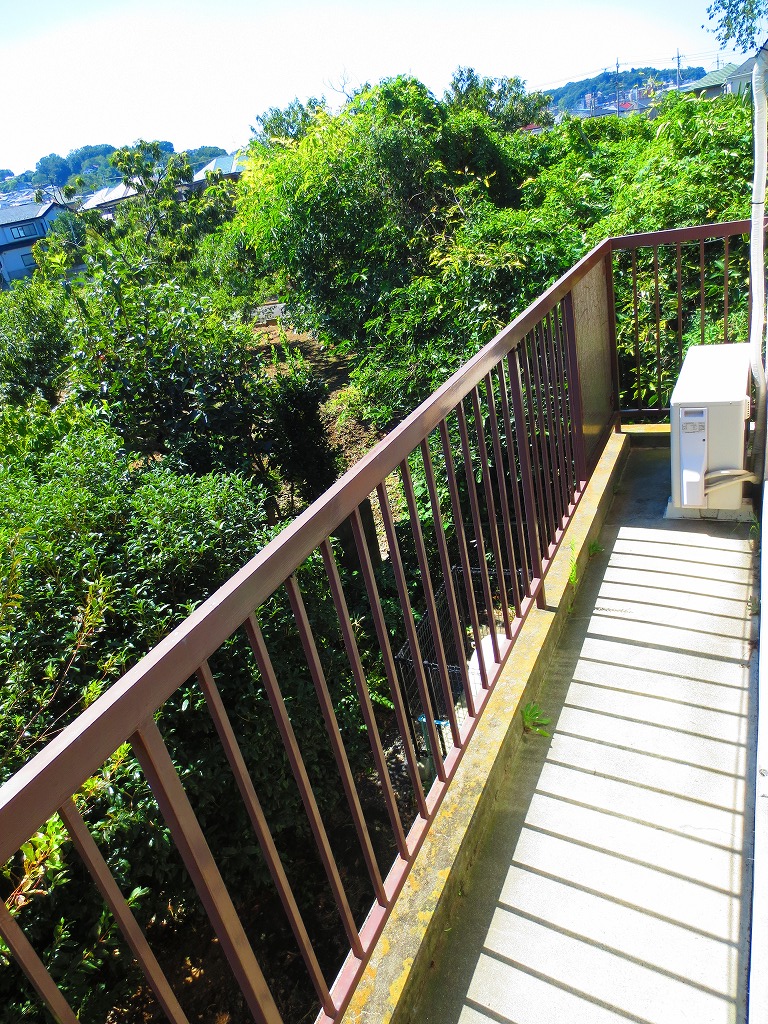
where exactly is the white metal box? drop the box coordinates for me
[669,343,751,512]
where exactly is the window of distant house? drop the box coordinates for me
[10,223,39,239]
[20,253,36,267]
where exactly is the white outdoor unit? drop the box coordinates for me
[667,343,753,520]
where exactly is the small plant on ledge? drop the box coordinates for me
[521,701,552,737]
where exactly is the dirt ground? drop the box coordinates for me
[252,321,381,474]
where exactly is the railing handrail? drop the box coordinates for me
[0,240,611,866]
[610,217,758,250]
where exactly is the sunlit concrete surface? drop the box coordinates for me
[410,449,757,1024]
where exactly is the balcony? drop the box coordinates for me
[0,220,763,1024]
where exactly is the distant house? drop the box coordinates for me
[80,181,136,217]
[727,57,756,95]
[680,63,739,99]
[191,151,247,189]
[0,202,64,285]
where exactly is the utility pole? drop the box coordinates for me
[616,59,620,116]
[676,49,681,90]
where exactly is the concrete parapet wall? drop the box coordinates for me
[340,430,630,1024]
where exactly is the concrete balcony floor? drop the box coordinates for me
[410,448,757,1024]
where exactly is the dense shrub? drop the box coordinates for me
[0,404,364,1020]
[0,277,70,406]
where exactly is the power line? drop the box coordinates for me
[533,48,739,92]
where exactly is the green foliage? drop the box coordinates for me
[0,64,762,1021]
[33,209,89,272]
[106,140,196,257]
[0,405,275,777]
[0,277,70,406]
[240,76,456,341]
[64,144,118,189]
[68,255,270,476]
[266,346,338,503]
[0,404,347,1019]
[521,702,551,737]
[0,169,33,193]
[443,66,553,130]
[232,76,756,428]
[1,142,231,194]
[252,95,327,146]
[0,402,366,1021]
[593,92,753,238]
[568,541,579,587]
[707,0,768,50]
[32,153,71,187]
[352,197,583,426]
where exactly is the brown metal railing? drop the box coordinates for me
[0,240,613,1024]
[611,219,760,419]
[1,220,746,1023]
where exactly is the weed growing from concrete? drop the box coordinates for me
[522,702,551,737]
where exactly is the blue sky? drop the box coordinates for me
[0,0,750,174]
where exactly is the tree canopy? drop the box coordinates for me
[251,96,327,146]
[707,0,768,50]
[443,66,553,128]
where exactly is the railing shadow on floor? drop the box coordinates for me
[408,451,756,1024]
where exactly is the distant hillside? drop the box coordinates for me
[548,66,706,110]
[0,143,229,195]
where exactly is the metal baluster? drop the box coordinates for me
[484,369,522,618]
[498,355,534,600]
[320,538,409,856]
[196,660,335,1016]
[399,457,462,746]
[561,292,587,487]
[457,398,501,666]
[131,719,283,1024]
[526,326,557,549]
[543,310,568,525]
[244,613,364,958]
[60,798,192,1024]
[439,418,490,689]
[676,243,683,363]
[553,303,576,505]
[469,384,511,637]
[418,437,476,717]
[700,238,706,346]
[0,900,80,1024]
[654,246,662,414]
[376,481,446,781]
[724,235,730,343]
[507,348,547,608]
[632,250,641,412]
[348,507,429,821]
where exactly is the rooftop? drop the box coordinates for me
[681,64,739,92]
[0,201,57,225]
[192,151,247,182]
